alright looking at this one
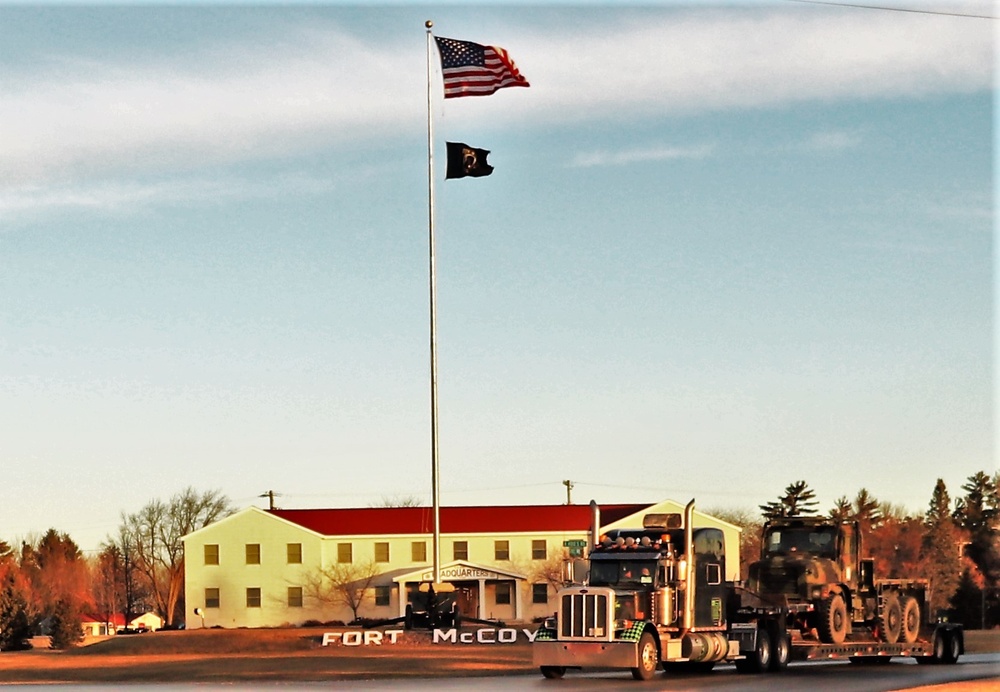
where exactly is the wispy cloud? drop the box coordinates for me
[798,130,863,152]
[0,173,337,222]
[570,143,715,168]
[0,7,990,189]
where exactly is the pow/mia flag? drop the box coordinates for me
[446,142,494,179]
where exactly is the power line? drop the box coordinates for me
[787,0,996,19]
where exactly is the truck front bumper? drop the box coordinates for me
[533,639,639,669]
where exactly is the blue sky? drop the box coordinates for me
[1,1,993,553]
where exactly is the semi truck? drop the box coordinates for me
[532,500,964,680]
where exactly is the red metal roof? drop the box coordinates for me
[268,503,648,537]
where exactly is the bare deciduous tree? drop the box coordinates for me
[370,496,423,508]
[118,487,232,625]
[303,559,380,622]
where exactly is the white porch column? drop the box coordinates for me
[513,579,523,621]
[478,579,487,619]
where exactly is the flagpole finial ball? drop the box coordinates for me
[425,20,433,28]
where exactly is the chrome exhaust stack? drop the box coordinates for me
[589,500,600,552]
[682,499,695,631]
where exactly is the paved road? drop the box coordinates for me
[331,653,1000,691]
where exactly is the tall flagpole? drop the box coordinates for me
[425,19,442,586]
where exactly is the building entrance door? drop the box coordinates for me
[453,583,478,618]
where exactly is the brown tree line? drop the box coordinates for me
[0,487,231,650]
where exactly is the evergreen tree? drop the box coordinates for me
[760,480,819,520]
[953,471,1000,587]
[829,496,852,521]
[0,547,32,651]
[47,598,82,649]
[852,488,882,531]
[921,478,962,616]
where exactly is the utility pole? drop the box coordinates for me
[563,480,574,505]
[259,490,281,511]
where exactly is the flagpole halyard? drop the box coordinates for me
[425,19,442,587]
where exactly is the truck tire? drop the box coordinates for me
[631,631,659,680]
[540,666,566,679]
[878,592,902,644]
[735,627,772,674]
[818,592,849,644]
[900,595,920,644]
[942,630,961,664]
[767,622,790,672]
[926,628,947,663]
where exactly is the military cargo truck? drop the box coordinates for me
[745,516,929,645]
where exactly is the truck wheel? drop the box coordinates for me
[540,666,566,679]
[767,623,790,672]
[818,593,849,644]
[927,628,947,663]
[942,630,961,664]
[631,632,659,680]
[735,627,772,674]
[900,596,920,644]
[878,592,902,644]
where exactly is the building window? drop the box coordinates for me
[494,540,510,561]
[532,583,548,604]
[412,541,427,562]
[453,541,468,561]
[375,585,391,607]
[287,543,302,564]
[532,540,547,560]
[246,544,261,565]
[204,544,219,565]
[246,587,261,608]
[337,543,353,564]
[374,542,390,563]
[205,588,220,608]
[495,582,512,605]
[288,587,303,608]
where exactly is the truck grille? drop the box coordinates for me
[560,591,609,639]
[758,565,799,596]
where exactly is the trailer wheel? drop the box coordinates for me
[735,627,772,674]
[900,595,920,644]
[878,592,902,643]
[631,632,659,680]
[818,592,849,644]
[942,630,961,664]
[767,623,790,672]
[927,628,947,663]
[540,666,566,679]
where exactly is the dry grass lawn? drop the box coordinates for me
[0,627,995,684]
[0,628,534,683]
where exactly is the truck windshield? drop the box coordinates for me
[764,526,837,558]
[589,560,656,586]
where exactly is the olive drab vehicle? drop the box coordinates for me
[533,500,965,681]
[745,516,928,646]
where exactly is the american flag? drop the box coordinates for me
[434,36,530,99]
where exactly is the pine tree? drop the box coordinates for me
[953,471,1000,587]
[760,480,819,520]
[829,496,852,521]
[921,479,962,615]
[852,488,882,531]
[47,598,82,649]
